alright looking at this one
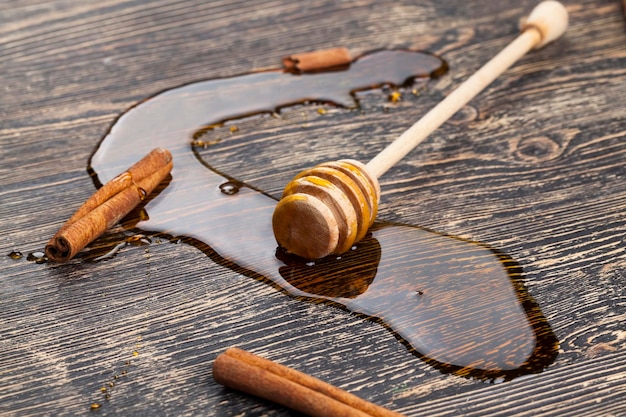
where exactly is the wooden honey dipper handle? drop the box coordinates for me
[273,1,568,260]
[366,0,568,178]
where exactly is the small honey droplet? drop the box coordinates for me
[126,235,151,246]
[26,251,47,264]
[229,125,239,133]
[7,251,23,260]
[137,187,148,201]
[219,181,242,195]
[132,351,139,357]
[90,402,101,410]
[100,387,107,393]
[317,107,327,115]
[388,91,402,102]
[109,382,115,387]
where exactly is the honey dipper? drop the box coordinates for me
[272,1,568,259]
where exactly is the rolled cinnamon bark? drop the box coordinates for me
[283,47,352,73]
[45,148,173,262]
[213,347,404,417]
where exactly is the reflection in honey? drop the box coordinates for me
[88,50,557,381]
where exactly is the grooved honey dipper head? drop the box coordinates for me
[272,159,380,259]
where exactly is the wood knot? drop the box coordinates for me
[513,136,562,163]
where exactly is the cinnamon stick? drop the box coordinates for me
[283,47,352,73]
[213,347,404,417]
[45,148,173,262]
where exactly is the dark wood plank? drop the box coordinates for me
[1,0,625,416]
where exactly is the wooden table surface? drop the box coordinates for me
[1,0,625,415]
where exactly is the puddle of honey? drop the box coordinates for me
[88,50,558,381]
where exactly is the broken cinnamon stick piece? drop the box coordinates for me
[283,47,352,73]
[45,148,173,263]
[213,347,405,417]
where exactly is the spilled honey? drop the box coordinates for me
[88,50,557,381]
[26,251,47,264]
[7,250,24,260]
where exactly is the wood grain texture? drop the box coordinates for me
[1,0,625,416]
